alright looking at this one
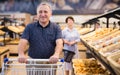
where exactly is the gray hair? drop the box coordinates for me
[37,1,52,12]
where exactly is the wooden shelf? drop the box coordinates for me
[81,39,117,75]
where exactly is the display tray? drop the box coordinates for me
[99,48,120,58]
[0,47,9,54]
[91,30,120,46]
[78,28,93,35]
[82,29,119,46]
[16,26,25,32]
[107,52,120,75]
[82,40,96,52]
[93,29,118,41]
[89,47,109,64]
[80,31,95,41]
[0,26,4,29]
[0,38,10,42]
[7,26,23,34]
[99,42,120,57]
[81,37,99,52]
[97,53,109,65]
[6,44,18,54]
[0,30,5,35]
[77,42,87,50]
[89,44,99,52]
[72,59,109,75]
[6,39,20,45]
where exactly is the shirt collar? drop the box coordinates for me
[36,21,50,28]
[66,27,75,31]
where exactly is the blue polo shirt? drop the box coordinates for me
[21,21,62,59]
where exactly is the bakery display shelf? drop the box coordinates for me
[6,26,23,39]
[81,38,94,52]
[93,48,110,67]
[99,42,120,64]
[81,39,116,75]
[6,39,20,45]
[78,28,94,35]
[5,39,19,56]
[7,26,23,34]
[107,52,120,75]
[77,42,87,50]
[0,35,10,46]
[0,30,5,36]
[82,29,95,35]
[0,30,6,46]
[0,46,9,69]
[0,26,4,29]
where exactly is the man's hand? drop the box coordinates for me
[49,39,62,63]
[18,54,27,63]
[18,39,28,63]
[49,54,59,63]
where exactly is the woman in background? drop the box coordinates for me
[94,22,102,30]
[62,16,80,75]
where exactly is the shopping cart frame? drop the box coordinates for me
[1,58,64,75]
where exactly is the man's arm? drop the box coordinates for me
[18,39,28,63]
[54,39,63,57]
[49,38,63,63]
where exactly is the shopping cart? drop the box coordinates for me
[0,58,64,75]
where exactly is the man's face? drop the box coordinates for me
[37,5,52,24]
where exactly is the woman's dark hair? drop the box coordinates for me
[96,22,100,25]
[65,16,74,23]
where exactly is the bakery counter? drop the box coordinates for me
[6,39,28,56]
[81,39,116,75]
[77,42,87,59]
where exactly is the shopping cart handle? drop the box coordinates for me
[4,58,64,63]
[4,58,9,63]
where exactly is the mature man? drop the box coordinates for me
[18,1,63,75]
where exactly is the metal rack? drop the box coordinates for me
[82,7,120,28]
